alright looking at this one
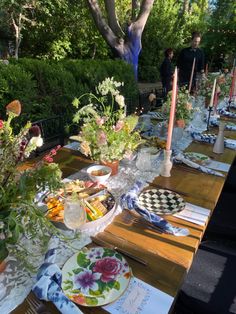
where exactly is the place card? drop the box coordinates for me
[207,160,230,173]
[103,277,174,314]
[174,203,210,226]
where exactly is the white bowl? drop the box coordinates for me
[87,165,112,184]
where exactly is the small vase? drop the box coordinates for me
[101,160,119,175]
[175,119,185,128]
[213,122,225,154]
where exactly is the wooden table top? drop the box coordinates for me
[13,126,236,314]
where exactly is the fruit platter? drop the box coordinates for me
[42,179,117,234]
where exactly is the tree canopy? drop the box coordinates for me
[0,0,235,79]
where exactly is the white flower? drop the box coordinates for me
[115,94,125,108]
[0,233,5,240]
[29,136,43,147]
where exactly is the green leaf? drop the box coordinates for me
[85,296,98,306]
[63,284,73,291]
[97,280,107,293]
[77,252,90,268]
[115,253,122,261]
[71,289,82,293]
[88,262,96,271]
[102,248,114,257]
[89,289,103,296]
[113,281,120,290]
[72,267,84,274]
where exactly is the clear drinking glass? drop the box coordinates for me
[64,198,87,230]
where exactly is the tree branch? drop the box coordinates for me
[104,0,124,37]
[86,0,120,49]
[133,0,154,34]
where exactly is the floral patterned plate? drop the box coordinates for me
[183,152,210,165]
[62,247,131,307]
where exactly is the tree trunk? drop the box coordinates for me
[116,25,141,80]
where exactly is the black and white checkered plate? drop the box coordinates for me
[138,189,185,215]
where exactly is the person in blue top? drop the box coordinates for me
[177,31,205,91]
[160,48,174,97]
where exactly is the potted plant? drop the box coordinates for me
[0,100,64,270]
[162,87,194,128]
[72,77,144,175]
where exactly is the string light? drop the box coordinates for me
[207,28,236,34]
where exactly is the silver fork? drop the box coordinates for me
[26,294,50,313]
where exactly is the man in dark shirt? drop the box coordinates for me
[177,32,204,90]
[160,48,174,97]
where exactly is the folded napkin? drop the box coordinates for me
[209,118,236,131]
[218,107,236,118]
[32,238,83,314]
[120,181,189,237]
[173,153,225,177]
[190,131,236,150]
[147,111,166,119]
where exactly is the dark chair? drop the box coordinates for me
[174,240,236,314]
[204,156,236,241]
[32,115,64,154]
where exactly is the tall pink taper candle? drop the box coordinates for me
[188,57,196,93]
[229,68,236,101]
[209,78,216,108]
[205,63,208,76]
[166,67,178,151]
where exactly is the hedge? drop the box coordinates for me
[0,58,139,133]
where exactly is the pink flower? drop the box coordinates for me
[113,120,124,132]
[96,117,105,126]
[97,131,107,145]
[43,156,53,163]
[0,120,3,129]
[93,257,122,282]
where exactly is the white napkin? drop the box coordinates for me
[174,203,210,226]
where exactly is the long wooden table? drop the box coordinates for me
[13,128,236,314]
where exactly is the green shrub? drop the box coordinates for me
[0,59,138,135]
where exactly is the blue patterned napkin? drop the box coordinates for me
[209,118,236,131]
[120,181,189,237]
[218,108,236,118]
[191,131,236,150]
[32,238,83,314]
[173,153,225,177]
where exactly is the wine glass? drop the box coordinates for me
[63,198,87,230]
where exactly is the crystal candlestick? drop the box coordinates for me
[160,149,172,177]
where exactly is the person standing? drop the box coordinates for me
[160,48,174,97]
[177,31,204,91]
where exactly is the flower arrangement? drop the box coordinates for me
[0,100,63,268]
[198,73,232,102]
[162,87,194,126]
[72,77,143,163]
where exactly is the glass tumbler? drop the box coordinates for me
[64,198,87,230]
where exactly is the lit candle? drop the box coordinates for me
[205,63,208,76]
[229,68,236,102]
[209,78,216,108]
[166,67,178,151]
[188,58,196,93]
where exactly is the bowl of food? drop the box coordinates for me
[43,179,117,235]
[87,165,112,184]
